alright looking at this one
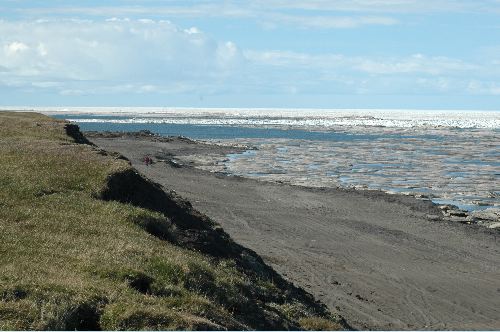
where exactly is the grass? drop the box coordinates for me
[0,112,343,330]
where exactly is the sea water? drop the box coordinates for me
[33,107,499,211]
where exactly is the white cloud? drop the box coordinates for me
[4,41,29,56]
[245,50,478,76]
[0,19,243,93]
[265,14,398,29]
[184,27,201,34]
[353,54,478,75]
[243,49,500,96]
[17,4,254,20]
[15,1,500,21]
[14,2,406,30]
[467,80,500,95]
[0,18,498,98]
[258,0,500,14]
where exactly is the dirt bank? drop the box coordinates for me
[88,132,500,330]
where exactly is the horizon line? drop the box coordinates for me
[1,106,499,113]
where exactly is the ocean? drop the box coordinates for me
[32,107,499,212]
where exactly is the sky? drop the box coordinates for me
[0,0,499,109]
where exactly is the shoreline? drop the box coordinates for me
[86,130,500,330]
[86,130,500,227]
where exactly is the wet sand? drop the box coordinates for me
[89,133,500,330]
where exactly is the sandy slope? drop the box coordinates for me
[89,134,500,330]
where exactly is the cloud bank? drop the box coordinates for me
[0,18,242,95]
[0,17,498,101]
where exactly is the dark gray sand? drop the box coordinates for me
[88,132,500,330]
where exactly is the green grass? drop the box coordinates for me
[0,112,343,330]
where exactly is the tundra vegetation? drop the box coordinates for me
[0,112,343,330]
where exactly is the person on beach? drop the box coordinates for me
[143,155,152,166]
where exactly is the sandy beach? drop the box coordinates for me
[87,132,500,330]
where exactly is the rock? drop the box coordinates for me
[473,200,490,206]
[446,216,468,223]
[470,208,500,222]
[426,214,441,221]
[466,215,478,222]
[449,210,468,218]
[439,204,454,211]
[167,159,183,168]
[487,222,500,229]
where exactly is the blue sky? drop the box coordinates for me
[1,0,499,109]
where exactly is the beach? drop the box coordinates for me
[87,131,500,330]
[50,108,500,221]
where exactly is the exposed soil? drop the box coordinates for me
[88,132,500,330]
[93,144,340,330]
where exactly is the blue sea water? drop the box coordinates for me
[54,114,440,141]
[51,112,500,212]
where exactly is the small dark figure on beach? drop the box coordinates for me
[143,155,153,166]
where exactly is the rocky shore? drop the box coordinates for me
[437,204,500,228]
